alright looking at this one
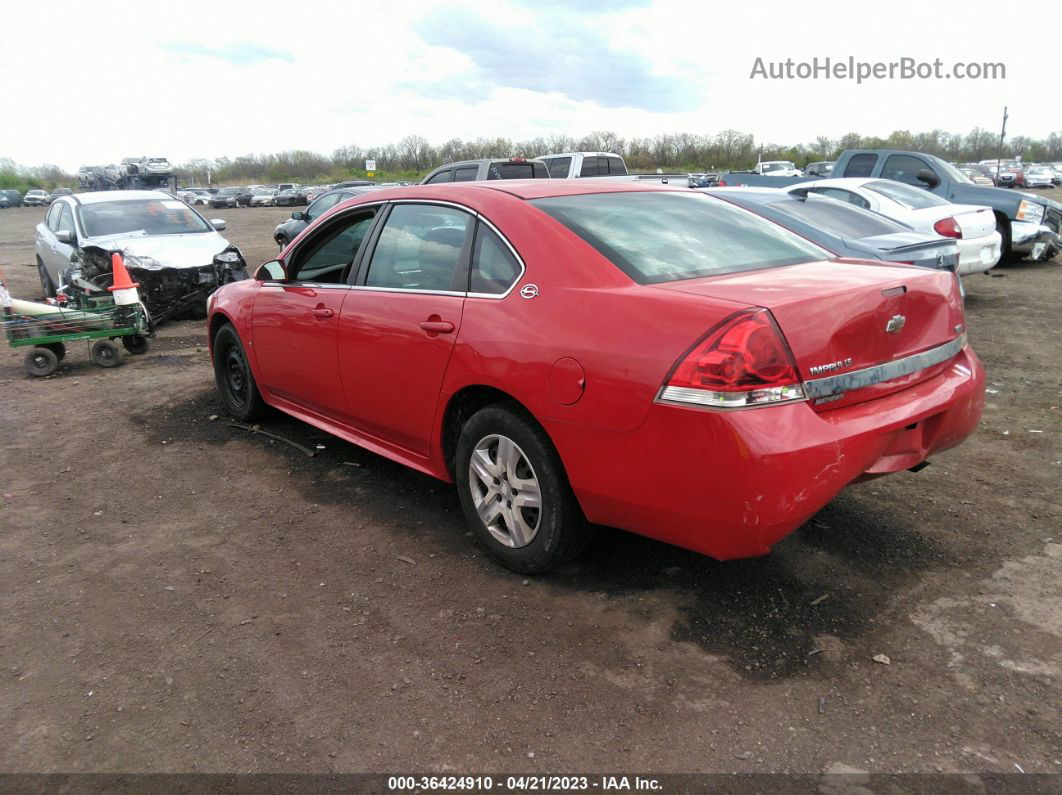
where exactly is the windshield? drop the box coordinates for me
[77,199,212,238]
[531,192,829,284]
[929,156,972,184]
[864,180,949,209]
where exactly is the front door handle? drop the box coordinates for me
[310,306,334,319]
[419,320,455,334]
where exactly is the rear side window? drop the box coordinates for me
[773,197,908,237]
[546,157,572,178]
[470,224,522,295]
[365,204,473,291]
[579,157,602,177]
[843,153,878,178]
[604,156,627,175]
[532,192,829,284]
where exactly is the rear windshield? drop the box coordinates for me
[771,197,908,237]
[487,162,548,180]
[864,180,948,210]
[531,192,829,284]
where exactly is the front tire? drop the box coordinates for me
[455,404,592,574]
[37,257,56,298]
[212,323,267,421]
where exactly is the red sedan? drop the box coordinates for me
[207,181,984,573]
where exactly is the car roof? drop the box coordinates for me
[70,190,176,204]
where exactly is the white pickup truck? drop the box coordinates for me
[534,151,693,187]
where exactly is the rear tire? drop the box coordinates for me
[455,404,592,574]
[23,347,58,377]
[212,323,267,421]
[90,339,122,368]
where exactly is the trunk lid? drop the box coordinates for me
[655,259,965,410]
[857,233,959,270]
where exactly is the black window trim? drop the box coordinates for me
[273,203,385,287]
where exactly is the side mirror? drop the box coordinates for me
[210,219,227,231]
[256,260,287,281]
[291,211,306,221]
[915,169,941,189]
[55,229,75,244]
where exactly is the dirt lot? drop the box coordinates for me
[1,200,1060,776]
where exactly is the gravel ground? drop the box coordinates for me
[0,200,1060,775]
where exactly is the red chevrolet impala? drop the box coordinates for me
[207,181,984,573]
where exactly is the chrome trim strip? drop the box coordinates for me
[803,334,966,399]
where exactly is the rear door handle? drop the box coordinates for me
[419,320,455,334]
[310,306,334,319]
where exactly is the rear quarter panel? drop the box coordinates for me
[439,191,747,433]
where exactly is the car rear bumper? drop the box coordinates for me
[547,346,984,560]
[956,231,1002,274]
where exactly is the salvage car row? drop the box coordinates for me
[19,144,1059,575]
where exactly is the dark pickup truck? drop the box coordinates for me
[718,149,1062,262]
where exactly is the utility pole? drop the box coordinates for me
[994,106,1008,185]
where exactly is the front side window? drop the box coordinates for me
[290,209,377,283]
[532,192,829,284]
[881,155,934,186]
[470,224,521,295]
[425,169,452,184]
[57,203,76,236]
[487,162,544,179]
[364,204,473,291]
[546,157,572,178]
[77,200,212,237]
[46,202,63,231]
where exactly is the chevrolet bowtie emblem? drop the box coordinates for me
[885,314,906,334]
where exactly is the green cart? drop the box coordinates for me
[3,294,153,377]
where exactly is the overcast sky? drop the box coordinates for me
[3,0,1056,170]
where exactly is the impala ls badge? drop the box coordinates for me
[808,357,853,376]
[519,284,539,300]
[885,314,906,334]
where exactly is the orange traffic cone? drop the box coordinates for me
[108,252,141,306]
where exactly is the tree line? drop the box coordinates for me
[4,128,1062,189]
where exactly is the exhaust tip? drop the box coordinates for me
[908,461,931,473]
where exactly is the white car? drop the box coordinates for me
[756,160,803,177]
[794,178,1002,275]
[34,190,246,320]
[250,188,278,207]
[1023,167,1055,189]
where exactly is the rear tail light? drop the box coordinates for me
[659,309,806,408]
[933,217,962,239]
[717,179,727,186]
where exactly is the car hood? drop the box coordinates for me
[85,231,232,269]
